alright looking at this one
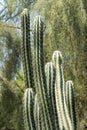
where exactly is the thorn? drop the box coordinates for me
[43,25,46,32]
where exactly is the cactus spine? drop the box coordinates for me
[21,8,77,130]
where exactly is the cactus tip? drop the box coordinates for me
[22,8,28,15]
[52,50,63,65]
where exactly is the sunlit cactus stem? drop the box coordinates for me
[66,81,77,130]
[52,51,72,130]
[34,95,42,130]
[45,62,59,129]
[23,88,36,130]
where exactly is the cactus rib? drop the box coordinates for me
[34,95,42,130]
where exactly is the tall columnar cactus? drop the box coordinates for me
[52,51,75,130]
[21,8,35,90]
[65,81,77,130]
[23,88,36,130]
[21,8,77,130]
[45,62,59,129]
[32,16,54,130]
[34,95,41,130]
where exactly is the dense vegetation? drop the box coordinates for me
[0,0,87,129]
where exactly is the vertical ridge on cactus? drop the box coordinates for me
[23,88,31,130]
[34,95,42,130]
[27,89,36,130]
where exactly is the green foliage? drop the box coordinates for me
[0,23,21,80]
[3,31,21,80]
[16,70,25,93]
[0,77,16,128]
[0,76,24,130]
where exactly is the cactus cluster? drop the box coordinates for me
[21,8,77,130]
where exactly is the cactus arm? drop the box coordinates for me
[33,17,47,130]
[21,9,29,88]
[27,88,36,130]
[55,83,63,130]
[22,8,30,88]
[52,50,73,130]
[52,51,65,129]
[23,88,36,130]
[66,81,77,130]
[45,62,59,129]
[23,89,31,130]
[21,9,35,90]
[33,16,54,130]
[34,95,42,130]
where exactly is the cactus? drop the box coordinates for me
[23,88,36,130]
[52,51,73,130]
[34,95,41,130]
[21,8,35,90]
[21,8,77,130]
[45,62,59,129]
[32,16,54,130]
[65,81,77,130]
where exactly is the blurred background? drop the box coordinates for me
[0,0,87,129]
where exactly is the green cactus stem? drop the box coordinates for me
[23,88,36,130]
[45,62,59,129]
[66,81,77,130]
[32,16,54,130]
[52,51,72,130]
[21,8,35,90]
[34,95,42,130]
